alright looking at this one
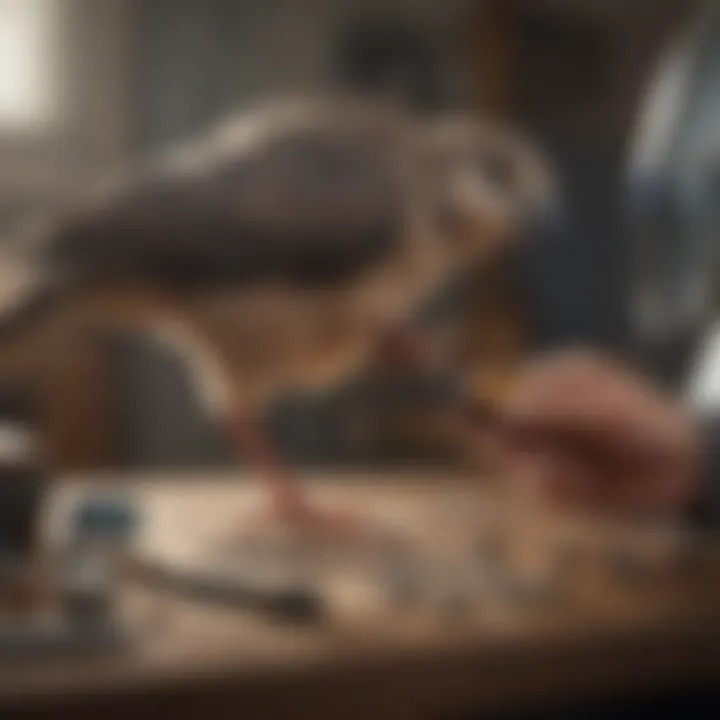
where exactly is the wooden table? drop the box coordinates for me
[2,471,720,719]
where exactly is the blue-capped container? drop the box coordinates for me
[62,492,141,625]
[70,493,141,543]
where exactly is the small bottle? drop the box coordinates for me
[62,493,139,626]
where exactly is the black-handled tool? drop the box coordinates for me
[132,560,325,623]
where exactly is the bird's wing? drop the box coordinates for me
[45,100,414,291]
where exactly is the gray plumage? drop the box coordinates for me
[47,102,412,292]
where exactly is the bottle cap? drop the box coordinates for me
[71,494,140,540]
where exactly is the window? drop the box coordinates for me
[0,0,58,130]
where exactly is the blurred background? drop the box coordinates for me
[3,3,720,719]
[0,0,698,472]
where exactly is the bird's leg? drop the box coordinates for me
[224,414,305,517]
[153,317,366,540]
[223,413,364,539]
[65,291,363,539]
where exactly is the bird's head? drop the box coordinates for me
[425,115,561,274]
[365,115,563,376]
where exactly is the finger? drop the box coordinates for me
[498,431,648,511]
[538,447,694,515]
[503,361,622,431]
[505,347,647,416]
[504,380,693,465]
[498,414,699,516]
[535,446,641,513]
[506,366,641,432]
[607,463,699,513]
[507,348,616,403]
[495,440,600,508]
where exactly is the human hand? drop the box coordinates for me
[485,349,703,515]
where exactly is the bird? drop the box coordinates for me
[0,97,557,542]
